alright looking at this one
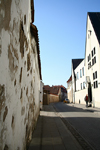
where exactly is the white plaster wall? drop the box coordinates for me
[0,0,40,150]
[85,15,100,107]
[75,59,86,91]
[75,89,87,104]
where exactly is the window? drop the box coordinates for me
[94,81,98,88]
[93,82,95,88]
[83,82,85,89]
[80,69,82,78]
[93,71,98,88]
[94,56,96,64]
[95,71,97,79]
[91,47,96,57]
[93,71,97,80]
[93,73,95,80]
[91,50,93,57]
[92,58,94,66]
[96,81,98,88]
[80,83,82,90]
[82,67,84,76]
[87,54,91,62]
[94,47,96,55]
[88,62,91,69]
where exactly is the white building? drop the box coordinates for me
[71,59,84,103]
[74,59,87,104]
[67,12,100,108]
[85,12,100,108]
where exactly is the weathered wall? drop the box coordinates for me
[0,0,41,150]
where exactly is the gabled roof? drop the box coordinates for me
[72,59,83,70]
[30,23,42,80]
[88,12,100,44]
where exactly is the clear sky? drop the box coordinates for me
[34,0,100,88]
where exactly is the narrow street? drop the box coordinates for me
[29,102,100,150]
[53,102,100,150]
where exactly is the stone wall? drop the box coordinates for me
[0,0,41,150]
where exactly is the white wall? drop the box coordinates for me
[0,1,41,150]
[75,89,87,104]
[75,59,86,91]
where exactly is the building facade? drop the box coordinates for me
[85,12,100,107]
[67,12,100,108]
[74,59,87,104]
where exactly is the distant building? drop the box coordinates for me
[43,85,67,104]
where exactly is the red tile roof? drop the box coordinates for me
[43,85,67,95]
[67,76,72,83]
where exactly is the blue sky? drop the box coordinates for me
[34,0,100,88]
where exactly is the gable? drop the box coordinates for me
[72,59,83,70]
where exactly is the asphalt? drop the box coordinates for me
[28,104,84,150]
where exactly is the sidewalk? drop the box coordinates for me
[28,105,83,150]
[69,103,100,116]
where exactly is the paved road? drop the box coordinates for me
[52,102,100,150]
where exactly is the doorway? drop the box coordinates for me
[88,82,92,102]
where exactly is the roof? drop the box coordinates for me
[72,59,83,70]
[67,75,72,83]
[30,23,42,80]
[88,12,100,45]
[43,85,67,95]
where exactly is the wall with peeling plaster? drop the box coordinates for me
[0,0,41,150]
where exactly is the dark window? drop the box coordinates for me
[94,82,95,88]
[82,67,84,76]
[96,81,98,88]
[92,50,93,57]
[93,73,95,80]
[89,54,91,60]
[83,82,85,89]
[88,62,91,69]
[94,81,98,88]
[92,58,94,66]
[94,47,96,55]
[93,71,97,80]
[80,83,82,90]
[94,56,96,64]
[80,69,82,78]
[95,71,97,79]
